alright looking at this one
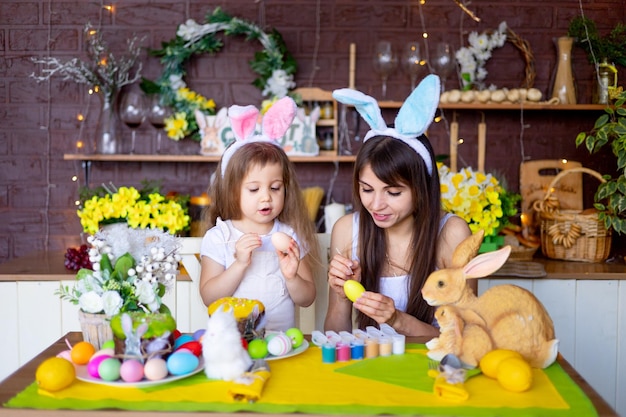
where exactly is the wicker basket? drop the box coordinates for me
[533,167,611,263]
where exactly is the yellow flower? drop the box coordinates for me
[165,112,189,140]
[438,164,516,237]
[77,186,189,235]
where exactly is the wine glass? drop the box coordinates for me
[119,91,146,154]
[148,95,171,154]
[401,42,426,90]
[372,41,398,98]
[430,42,457,92]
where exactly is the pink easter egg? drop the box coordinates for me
[120,359,144,383]
[56,350,72,362]
[87,354,111,378]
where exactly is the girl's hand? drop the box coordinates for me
[277,238,300,280]
[233,233,262,266]
[353,291,397,325]
[327,253,361,298]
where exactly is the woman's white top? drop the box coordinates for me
[350,212,454,313]
[201,218,306,331]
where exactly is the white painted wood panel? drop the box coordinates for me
[532,280,576,362]
[0,282,18,382]
[616,283,626,416]
[575,280,618,412]
[16,282,64,367]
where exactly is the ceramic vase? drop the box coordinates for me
[95,91,121,154]
[550,37,577,105]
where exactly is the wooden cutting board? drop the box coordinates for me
[519,160,583,231]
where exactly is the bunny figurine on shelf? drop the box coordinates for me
[202,304,252,381]
[421,230,559,369]
[195,107,228,156]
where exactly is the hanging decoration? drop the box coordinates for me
[141,7,298,142]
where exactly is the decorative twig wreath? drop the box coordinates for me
[456,23,535,91]
[506,28,535,88]
[141,7,297,141]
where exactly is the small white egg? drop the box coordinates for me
[271,232,292,252]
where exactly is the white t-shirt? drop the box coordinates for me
[200,218,306,331]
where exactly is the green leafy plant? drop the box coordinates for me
[568,16,626,67]
[575,90,626,234]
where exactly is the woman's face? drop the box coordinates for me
[358,164,414,229]
[238,162,285,231]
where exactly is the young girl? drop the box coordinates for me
[199,97,319,331]
[325,75,472,337]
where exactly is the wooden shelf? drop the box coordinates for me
[377,101,607,111]
[63,153,356,163]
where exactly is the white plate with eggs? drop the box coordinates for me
[75,358,205,388]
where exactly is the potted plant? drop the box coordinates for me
[567,17,626,67]
[575,89,626,235]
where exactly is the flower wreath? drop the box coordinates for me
[141,7,298,142]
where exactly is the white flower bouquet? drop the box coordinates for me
[57,224,181,316]
[455,22,507,91]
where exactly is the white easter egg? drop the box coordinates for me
[271,232,292,252]
[267,333,293,356]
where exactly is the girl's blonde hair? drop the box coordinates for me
[208,141,321,270]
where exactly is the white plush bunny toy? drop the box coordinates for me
[202,304,252,381]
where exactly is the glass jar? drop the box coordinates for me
[189,194,211,237]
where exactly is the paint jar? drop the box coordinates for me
[322,343,336,363]
[336,342,351,362]
[379,337,393,356]
[365,338,379,359]
[351,340,365,360]
[392,334,406,355]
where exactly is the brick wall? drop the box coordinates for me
[1,0,625,261]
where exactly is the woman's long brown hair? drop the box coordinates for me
[352,135,440,329]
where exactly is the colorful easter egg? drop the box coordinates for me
[267,333,292,356]
[167,352,199,376]
[144,358,169,381]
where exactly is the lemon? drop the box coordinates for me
[479,349,523,378]
[35,357,76,392]
[497,356,533,392]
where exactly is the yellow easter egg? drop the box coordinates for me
[343,279,365,302]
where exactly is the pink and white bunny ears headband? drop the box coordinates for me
[332,74,441,176]
[220,96,297,177]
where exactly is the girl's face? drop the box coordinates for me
[238,162,285,231]
[358,164,414,230]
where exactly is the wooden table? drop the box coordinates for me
[0,332,618,417]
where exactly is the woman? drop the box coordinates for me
[325,75,472,337]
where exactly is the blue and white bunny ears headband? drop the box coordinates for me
[220,96,297,177]
[332,74,441,176]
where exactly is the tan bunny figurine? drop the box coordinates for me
[421,229,559,368]
[196,107,228,156]
[426,305,494,368]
